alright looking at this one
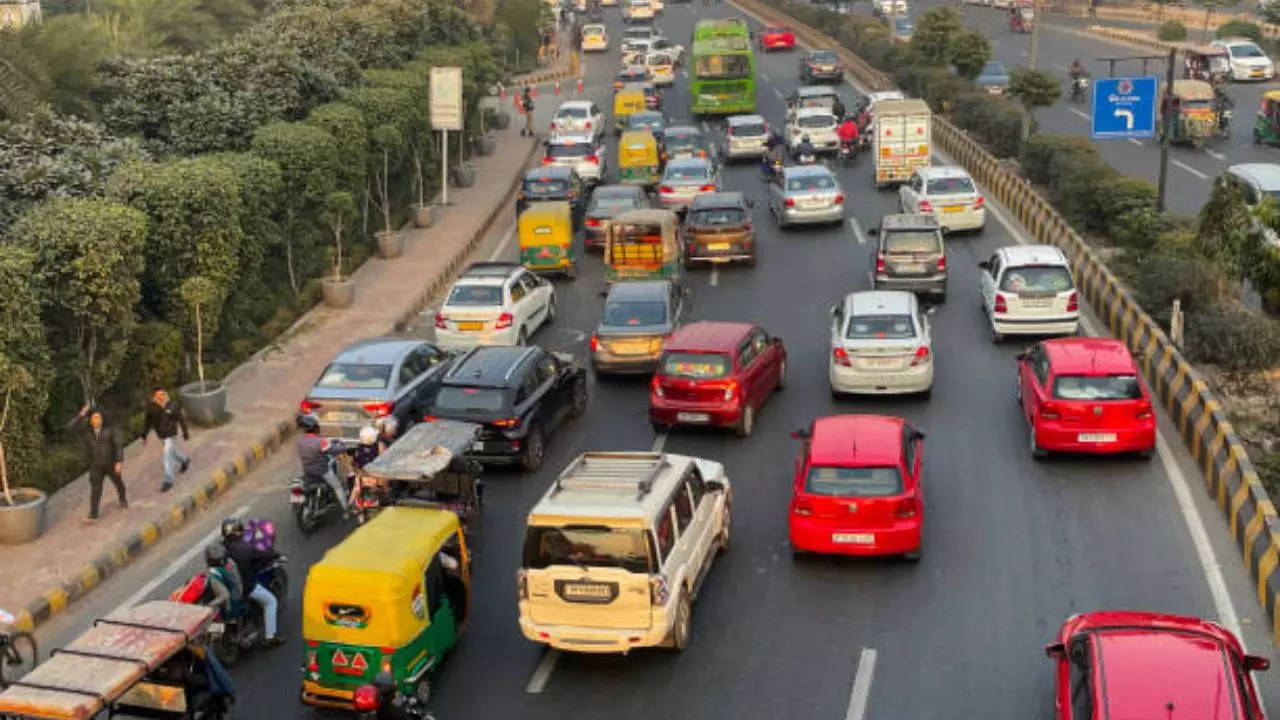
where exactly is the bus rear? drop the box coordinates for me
[691,44,755,114]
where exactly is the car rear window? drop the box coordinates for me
[315,363,392,390]
[584,26,605,36]
[798,114,835,128]
[810,50,837,62]
[927,176,975,194]
[625,28,650,39]
[557,107,588,118]
[593,194,639,210]
[730,122,766,136]
[883,230,941,253]
[446,284,503,305]
[523,525,653,574]
[805,466,903,497]
[665,165,707,181]
[433,386,508,412]
[547,144,591,158]
[660,352,730,379]
[999,265,1073,293]
[603,300,667,326]
[846,314,915,339]
[766,25,787,32]
[689,207,746,225]
[524,179,570,195]
[1052,375,1142,400]
[787,175,836,191]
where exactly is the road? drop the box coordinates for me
[27,3,1280,718]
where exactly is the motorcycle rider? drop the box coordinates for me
[795,134,816,162]
[761,129,786,180]
[837,116,859,154]
[348,425,387,509]
[1068,58,1087,97]
[371,672,431,719]
[296,413,350,513]
[202,544,238,617]
[832,96,846,122]
[221,518,284,648]
[1214,85,1235,133]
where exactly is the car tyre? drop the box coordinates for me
[546,297,557,325]
[517,327,529,346]
[1029,421,1048,460]
[521,424,545,472]
[777,359,787,390]
[903,548,922,562]
[989,323,1004,344]
[717,501,732,552]
[651,421,669,434]
[569,377,588,418]
[667,594,692,651]
[413,678,432,706]
[736,404,755,438]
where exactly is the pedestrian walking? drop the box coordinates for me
[142,387,190,492]
[521,86,536,137]
[67,405,127,523]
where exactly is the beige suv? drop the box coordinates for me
[517,451,732,653]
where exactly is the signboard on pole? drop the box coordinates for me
[1090,76,1158,140]
[430,67,464,131]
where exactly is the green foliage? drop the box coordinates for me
[1020,134,1099,184]
[322,190,356,277]
[948,30,991,80]
[1008,67,1061,112]
[1184,302,1280,371]
[0,247,52,489]
[1109,207,1183,250]
[493,0,543,64]
[121,321,184,400]
[1197,176,1257,280]
[0,25,49,119]
[1157,20,1188,41]
[207,151,283,277]
[1215,18,1262,42]
[895,65,970,111]
[1096,175,1158,235]
[911,7,964,65]
[342,86,417,140]
[179,275,223,384]
[951,92,1026,157]
[303,102,368,197]
[1121,245,1226,324]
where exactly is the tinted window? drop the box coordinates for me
[805,466,903,497]
[689,207,746,225]
[556,106,588,118]
[786,174,836,191]
[547,144,592,158]
[524,179,570,195]
[523,525,653,573]
[847,314,915,339]
[730,122,766,136]
[423,555,443,618]
[1052,375,1142,401]
[883,230,941,253]
[399,351,428,385]
[665,165,708,181]
[446,284,503,306]
[592,194,640,210]
[603,300,667,326]
[510,282,527,303]
[926,177,976,194]
[316,363,391,389]
[433,386,507,412]
[661,352,730,379]
[694,54,751,79]
[810,50,838,62]
[672,486,693,532]
[1000,265,1073,293]
[1069,636,1094,720]
[797,114,835,128]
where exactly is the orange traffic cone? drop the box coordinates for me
[576,76,584,93]
[554,79,561,95]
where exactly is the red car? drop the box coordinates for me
[788,415,923,560]
[649,321,786,437]
[1046,611,1269,720]
[758,25,795,51]
[1016,338,1156,460]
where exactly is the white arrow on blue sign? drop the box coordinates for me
[1090,76,1159,140]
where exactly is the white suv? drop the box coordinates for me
[551,100,604,142]
[518,451,732,653]
[978,245,1079,343]
[435,263,556,349]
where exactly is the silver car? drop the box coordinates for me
[591,280,684,374]
[721,114,770,160]
[829,291,934,398]
[658,157,719,212]
[543,136,606,185]
[767,165,845,227]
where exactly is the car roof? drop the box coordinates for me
[796,106,835,117]
[557,100,593,110]
[1042,338,1135,375]
[333,338,423,364]
[1227,163,1280,189]
[1216,37,1259,46]
[528,452,719,523]
[583,23,606,30]
[606,280,671,301]
[996,244,1069,267]
[1093,628,1240,720]
[845,290,916,316]
[809,414,904,467]
[460,261,521,278]
[524,166,573,180]
[664,125,703,136]
[796,85,838,97]
[917,165,973,180]
[807,47,838,55]
[727,114,766,125]
[782,164,835,180]
[593,184,642,197]
[881,212,939,229]
[690,191,746,209]
[664,321,753,352]
[443,346,539,387]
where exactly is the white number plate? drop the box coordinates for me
[897,263,926,273]
[472,440,487,451]
[326,411,358,422]
[677,412,710,423]
[832,533,875,544]
[1078,433,1117,443]
[1021,299,1052,308]
[863,357,898,368]
[290,494,305,504]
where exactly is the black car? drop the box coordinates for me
[799,49,843,83]
[515,166,588,225]
[426,346,588,471]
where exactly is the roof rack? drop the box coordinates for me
[551,452,669,500]
[461,261,521,277]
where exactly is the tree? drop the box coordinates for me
[0,26,47,119]
[1009,67,1061,140]
[949,29,991,80]
[11,198,148,405]
[910,7,964,65]
[0,356,34,506]
[0,247,51,496]
[1196,0,1242,38]
[321,190,355,280]
[370,124,404,234]
[303,102,367,198]
[179,276,223,388]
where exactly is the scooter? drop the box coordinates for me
[838,140,856,167]
[760,157,783,182]
[289,444,349,534]
[207,558,287,666]
[1070,75,1089,102]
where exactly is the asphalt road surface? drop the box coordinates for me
[29,4,1280,718]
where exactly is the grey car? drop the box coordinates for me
[976,60,1010,95]
[799,49,843,83]
[720,114,770,161]
[767,164,845,227]
[657,157,719,212]
[302,339,455,441]
[584,184,649,248]
[590,280,684,373]
[869,213,947,300]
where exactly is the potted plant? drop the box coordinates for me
[476,108,498,156]
[371,124,406,258]
[0,357,46,544]
[408,126,437,229]
[177,276,228,427]
[321,190,357,308]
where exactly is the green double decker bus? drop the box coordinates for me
[690,19,756,115]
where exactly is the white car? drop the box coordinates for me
[899,166,985,233]
[624,0,654,21]
[543,135,606,185]
[644,50,676,86]
[721,114,770,160]
[785,107,839,153]
[1213,38,1276,81]
[621,37,655,65]
[435,263,557,349]
[551,100,604,141]
[829,290,934,397]
[581,24,609,52]
[978,245,1079,343]
[651,36,684,64]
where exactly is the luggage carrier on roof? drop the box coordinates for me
[551,451,669,499]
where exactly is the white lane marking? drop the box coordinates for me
[1128,138,1143,146]
[760,70,772,84]
[1206,148,1226,161]
[652,432,668,452]
[525,649,561,693]
[1173,159,1209,180]
[710,265,720,286]
[772,86,784,100]
[844,647,878,720]
[115,504,251,613]
[1068,108,1091,121]
[488,223,518,261]
[849,217,867,245]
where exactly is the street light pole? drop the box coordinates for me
[1020,0,1041,139]
[1156,45,1177,211]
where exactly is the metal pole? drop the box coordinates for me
[1021,0,1040,139]
[1156,46,1176,212]
[442,129,450,206]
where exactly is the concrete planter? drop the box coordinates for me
[321,276,356,308]
[0,487,47,545]
[376,230,404,259]
[410,203,437,228]
[179,381,226,427]
[452,165,477,187]
[476,134,497,155]
[494,111,512,130]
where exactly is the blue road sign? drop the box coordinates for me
[1090,76,1158,140]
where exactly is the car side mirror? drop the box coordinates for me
[790,428,810,439]
[978,260,990,270]
[1246,654,1271,672]
[925,305,937,316]
[746,198,757,208]
[1044,642,1066,660]
[911,429,926,441]
[830,304,840,316]
[1016,347,1032,361]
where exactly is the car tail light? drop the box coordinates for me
[542,157,554,165]
[974,196,985,208]
[291,485,305,499]
[910,346,930,366]
[700,184,716,192]
[299,399,321,414]
[993,293,1008,314]
[495,312,514,330]
[784,198,795,207]
[698,149,707,158]
[363,401,394,417]
[1039,402,1060,420]
[895,494,919,518]
[918,200,933,213]
[422,415,438,422]
[516,569,529,600]
[792,498,813,516]
[380,648,394,674]
[875,254,886,274]
[1136,400,1153,420]
[649,574,669,604]
[586,217,601,227]
[352,685,380,711]
[650,375,664,397]
[492,417,522,429]
[585,121,593,129]
[660,185,674,194]
[434,313,447,329]
[586,154,600,164]
[589,335,600,352]
[832,347,852,367]
[936,256,946,272]
[1066,291,1079,313]
[719,380,739,401]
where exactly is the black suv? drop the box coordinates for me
[426,346,588,471]
[516,166,588,224]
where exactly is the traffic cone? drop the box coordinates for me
[554,79,561,95]
[576,76,584,93]
[499,87,507,101]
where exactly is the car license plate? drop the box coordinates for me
[707,242,731,251]
[289,494,304,504]
[209,622,225,634]
[803,200,827,209]
[863,357,897,368]
[942,204,965,213]
[677,412,710,423]
[612,341,649,355]
[832,533,874,544]
[457,321,485,331]
[326,411,358,422]
[562,582,613,600]
[1023,299,1052,309]
[1078,433,1117,443]
[897,263,925,274]
[821,65,835,71]
[472,440,487,452]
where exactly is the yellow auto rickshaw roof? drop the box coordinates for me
[1172,79,1215,100]
[1263,89,1280,101]
[307,507,458,598]
[620,129,658,146]
[519,200,572,226]
[611,208,678,228]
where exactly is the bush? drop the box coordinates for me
[1123,249,1226,325]
[1050,150,1115,230]
[304,102,368,198]
[1157,20,1188,41]
[1019,134,1100,185]
[0,247,52,489]
[123,322,185,399]
[28,442,84,495]
[1184,303,1280,371]
[1216,19,1263,43]
[1096,175,1158,233]
[951,92,1025,157]
[1109,208,1185,251]
[895,65,971,112]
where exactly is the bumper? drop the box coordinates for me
[468,436,524,464]
[829,361,933,395]
[789,515,922,556]
[874,274,947,297]
[1034,422,1156,455]
[435,327,520,349]
[651,74,675,86]
[659,193,699,211]
[519,614,670,653]
[762,40,795,50]
[592,351,660,374]
[932,207,985,231]
[301,680,356,710]
[582,42,608,51]
[725,141,767,158]
[806,70,843,81]
[991,314,1079,337]
[1233,65,1275,80]
[781,205,843,224]
[650,398,743,429]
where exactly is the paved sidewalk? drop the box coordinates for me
[0,121,540,630]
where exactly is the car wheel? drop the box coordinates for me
[736,404,755,438]
[717,500,732,552]
[777,359,787,390]
[667,594,692,651]
[546,297,557,325]
[989,323,1003,344]
[1137,446,1156,461]
[521,424,545,472]
[651,421,669,434]
[1029,421,1048,460]
[903,548,922,562]
[517,327,528,346]
[413,678,433,706]
[569,377,588,418]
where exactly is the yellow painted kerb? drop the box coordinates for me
[1258,544,1278,609]
[80,565,101,591]
[1231,481,1252,538]
[45,587,69,615]
[139,522,159,546]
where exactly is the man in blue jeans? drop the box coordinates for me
[142,387,190,492]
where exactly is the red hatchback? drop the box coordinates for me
[1016,338,1156,460]
[649,321,786,437]
[1046,611,1269,720]
[788,415,924,560]
[758,25,795,51]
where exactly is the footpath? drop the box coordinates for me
[0,55,577,633]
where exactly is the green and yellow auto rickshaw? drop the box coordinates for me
[301,507,470,710]
[518,201,577,278]
[617,130,661,187]
[603,208,683,286]
[1165,79,1217,148]
[1254,90,1280,146]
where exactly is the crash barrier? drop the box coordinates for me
[732,0,1280,643]
[1084,24,1177,53]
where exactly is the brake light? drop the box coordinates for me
[353,685,380,711]
[832,347,852,367]
[834,193,844,204]
[1066,291,1079,313]
[936,256,946,272]
[586,217,601,227]
[974,196,985,208]
[875,253,886,274]
[516,569,529,600]
[492,417,521,429]
[589,335,600,352]
[910,346,930,367]
[1039,402,1060,420]
[792,498,813,516]
[586,154,599,164]
[434,313,447,329]
[894,494,919,518]
[700,184,716,192]
[650,375,664,397]
[1136,400,1153,420]
[993,293,1008,314]
[299,399,321,414]
[698,149,707,158]
[380,649,393,674]
[649,574,670,604]
[363,401,394,417]
[585,121,592,129]
[290,485,305,498]
[542,157,554,165]
[422,415,437,422]
[495,312,514,329]
[918,200,933,213]
[718,379,739,401]
[784,198,795,207]
[660,185,674,193]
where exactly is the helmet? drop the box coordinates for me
[378,416,399,435]
[359,426,378,446]
[802,134,810,142]
[205,542,227,568]
[220,517,244,542]
[297,414,320,433]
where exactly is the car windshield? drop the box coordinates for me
[1052,374,1142,401]
[557,107,588,118]
[446,284,503,305]
[1230,43,1264,58]
[730,121,766,136]
[883,230,940,253]
[846,314,915,339]
[665,133,701,147]
[798,114,835,128]
[787,175,836,191]
[315,363,392,389]
[630,113,662,125]
[602,300,667,326]
[648,53,672,65]
[523,525,653,574]
[797,96,835,109]
[694,53,752,79]
[982,62,1007,76]
[585,26,605,36]
[810,50,837,62]
[894,18,912,30]
[766,25,788,33]
[805,466,903,497]
[927,176,975,194]
[666,165,707,181]
[661,352,730,378]
[625,28,650,39]
[524,179,569,195]
[999,265,1073,293]
[433,386,508,412]
[592,194,639,210]
[690,207,746,225]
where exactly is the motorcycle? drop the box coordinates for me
[760,157,783,182]
[795,150,817,165]
[1070,75,1089,102]
[353,684,436,720]
[838,140,856,167]
[289,443,349,534]
[207,558,287,665]
[1218,108,1234,139]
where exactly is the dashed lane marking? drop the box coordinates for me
[772,86,784,100]
[1068,108,1091,121]
[488,223,518,261]
[1172,159,1209,180]
[525,649,560,693]
[1128,138,1143,146]
[844,648,878,720]
[1051,62,1067,71]
[849,217,867,245]
[652,432,667,453]
[710,265,720,286]
[1206,148,1226,161]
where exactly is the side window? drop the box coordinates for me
[751,328,769,356]
[685,469,706,506]
[902,425,916,470]
[1069,636,1094,720]
[421,345,444,367]
[399,351,425,386]
[516,368,542,405]
[520,273,540,294]
[423,555,445,619]
[736,338,757,368]
[1244,182,1261,206]
[655,506,676,562]
[1031,347,1051,387]
[509,280,527,304]
[988,254,1001,279]
[672,485,694,533]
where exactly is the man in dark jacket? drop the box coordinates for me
[221,519,283,646]
[68,405,126,522]
[142,387,190,492]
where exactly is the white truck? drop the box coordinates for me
[872,98,931,189]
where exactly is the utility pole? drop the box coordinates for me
[1156,45,1176,211]
[1021,0,1041,139]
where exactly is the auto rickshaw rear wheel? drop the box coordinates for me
[413,677,432,705]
